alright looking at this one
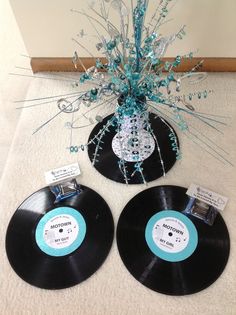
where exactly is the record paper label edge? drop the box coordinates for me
[35,207,86,257]
[145,210,198,262]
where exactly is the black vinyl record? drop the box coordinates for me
[88,113,179,184]
[6,185,114,289]
[117,185,230,295]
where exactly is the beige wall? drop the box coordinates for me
[9,0,236,58]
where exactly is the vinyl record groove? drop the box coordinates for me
[116,185,230,295]
[6,185,114,289]
[88,113,179,184]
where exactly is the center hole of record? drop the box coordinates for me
[59,229,63,233]
[168,232,173,237]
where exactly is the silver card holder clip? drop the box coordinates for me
[183,197,218,226]
[50,178,82,203]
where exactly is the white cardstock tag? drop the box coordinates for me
[45,163,81,185]
[186,183,228,211]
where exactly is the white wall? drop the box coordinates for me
[9,0,236,58]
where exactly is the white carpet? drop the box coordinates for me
[0,73,236,315]
[0,0,31,179]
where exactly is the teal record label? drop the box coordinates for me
[145,210,198,262]
[35,207,86,257]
